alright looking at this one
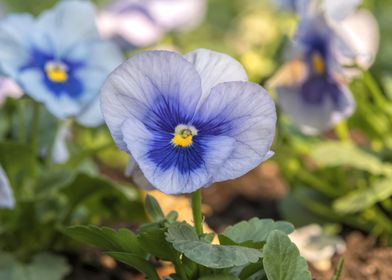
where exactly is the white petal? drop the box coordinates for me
[333,10,379,70]
[184,48,248,105]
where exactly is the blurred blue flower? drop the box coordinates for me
[0,165,14,209]
[270,1,378,134]
[101,49,276,194]
[0,0,123,127]
[271,16,354,134]
[97,0,206,48]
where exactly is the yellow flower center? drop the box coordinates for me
[45,62,69,83]
[171,125,197,147]
[311,52,325,75]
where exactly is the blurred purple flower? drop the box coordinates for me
[97,0,207,48]
[270,1,378,134]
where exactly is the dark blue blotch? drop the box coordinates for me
[20,47,84,98]
[301,75,342,107]
[147,133,206,174]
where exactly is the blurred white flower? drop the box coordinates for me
[0,77,23,105]
[290,224,345,271]
[97,0,207,48]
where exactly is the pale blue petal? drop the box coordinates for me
[124,157,155,190]
[121,117,235,194]
[52,121,70,164]
[324,0,362,21]
[76,96,104,127]
[0,165,14,209]
[32,0,99,57]
[196,81,276,182]
[184,48,248,106]
[18,69,81,118]
[101,50,202,151]
[276,82,355,134]
[0,14,34,76]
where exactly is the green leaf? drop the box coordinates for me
[65,225,145,257]
[166,222,262,269]
[0,142,35,186]
[106,252,160,280]
[333,177,392,214]
[311,142,392,175]
[138,227,178,261]
[263,230,311,280]
[220,218,294,248]
[145,195,165,222]
[0,252,70,280]
[199,275,240,280]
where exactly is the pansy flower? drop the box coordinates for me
[270,3,378,134]
[97,0,206,48]
[101,49,276,194]
[0,165,14,209]
[0,0,123,127]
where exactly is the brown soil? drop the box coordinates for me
[311,232,392,280]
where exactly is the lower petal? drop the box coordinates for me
[121,117,235,194]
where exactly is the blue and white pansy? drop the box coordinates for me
[0,0,123,127]
[101,49,276,194]
[0,165,14,209]
[270,1,378,134]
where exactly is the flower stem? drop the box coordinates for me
[31,101,40,156]
[191,189,203,236]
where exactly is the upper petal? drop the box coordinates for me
[101,50,202,150]
[195,81,276,182]
[324,0,362,21]
[332,10,379,70]
[0,14,34,76]
[184,49,248,105]
[32,0,99,57]
[0,165,14,209]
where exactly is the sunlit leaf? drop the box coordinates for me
[311,142,392,175]
[263,230,311,280]
[166,222,262,269]
[334,177,392,214]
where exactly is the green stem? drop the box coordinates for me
[31,102,40,156]
[173,258,188,280]
[335,121,350,142]
[18,103,26,144]
[362,70,387,109]
[191,189,203,236]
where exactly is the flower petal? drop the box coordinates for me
[149,0,206,31]
[18,69,81,118]
[32,0,99,57]
[76,96,104,127]
[195,81,276,182]
[333,10,379,70]
[324,0,362,21]
[0,165,14,209]
[276,77,355,134]
[124,157,155,190]
[0,14,34,76]
[121,117,235,194]
[101,50,202,151]
[184,48,248,105]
